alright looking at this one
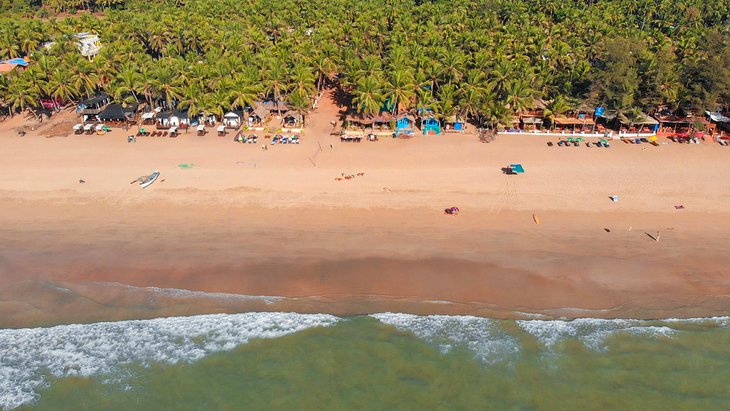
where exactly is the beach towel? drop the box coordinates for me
[178,163,195,169]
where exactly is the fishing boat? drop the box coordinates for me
[140,170,160,188]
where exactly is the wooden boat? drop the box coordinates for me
[140,170,160,188]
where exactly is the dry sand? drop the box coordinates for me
[1,92,730,327]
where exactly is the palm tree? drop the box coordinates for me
[352,75,384,115]
[504,79,536,116]
[288,90,311,127]
[48,69,80,105]
[543,95,572,129]
[261,59,288,108]
[178,83,203,117]
[150,65,180,109]
[6,79,38,117]
[227,74,260,110]
[112,68,141,103]
[383,68,416,115]
[289,63,316,101]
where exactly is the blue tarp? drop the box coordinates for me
[509,164,525,173]
[0,58,29,66]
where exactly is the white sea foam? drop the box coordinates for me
[0,312,338,411]
[371,313,520,364]
[516,318,677,351]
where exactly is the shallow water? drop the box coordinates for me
[3,313,730,410]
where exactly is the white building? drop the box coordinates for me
[44,32,102,60]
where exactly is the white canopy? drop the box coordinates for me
[73,124,83,130]
[141,112,155,120]
[707,111,730,123]
[224,112,240,119]
[169,126,178,133]
[197,124,205,131]
[95,124,104,131]
[217,125,226,132]
[83,124,94,131]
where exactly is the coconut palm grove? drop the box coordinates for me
[0,0,729,127]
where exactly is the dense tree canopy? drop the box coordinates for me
[0,0,729,126]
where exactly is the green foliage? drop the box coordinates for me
[0,0,729,123]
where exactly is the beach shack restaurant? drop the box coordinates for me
[77,93,111,123]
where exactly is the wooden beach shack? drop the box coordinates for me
[281,110,303,128]
[248,104,268,127]
[515,99,547,131]
[552,105,596,133]
[258,100,289,116]
[345,112,396,137]
[77,93,111,123]
[97,103,139,126]
[653,111,712,136]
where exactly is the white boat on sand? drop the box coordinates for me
[140,170,160,188]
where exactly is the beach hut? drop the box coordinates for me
[157,110,189,129]
[596,110,658,134]
[517,99,547,131]
[196,124,207,136]
[258,100,289,115]
[395,114,415,136]
[652,109,709,135]
[443,115,466,133]
[248,105,268,127]
[420,113,441,135]
[281,111,302,128]
[223,111,244,129]
[97,103,138,125]
[550,105,595,132]
[73,124,83,134]
[217,125,227,136]
[77,93,111,123]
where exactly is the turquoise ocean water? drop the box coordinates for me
[2,312,730,410]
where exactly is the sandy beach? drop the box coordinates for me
[1,92,730,327]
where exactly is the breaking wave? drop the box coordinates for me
[371,313,520,364]
[0,312,338,411]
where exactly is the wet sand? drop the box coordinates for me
[2,198,730,328]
